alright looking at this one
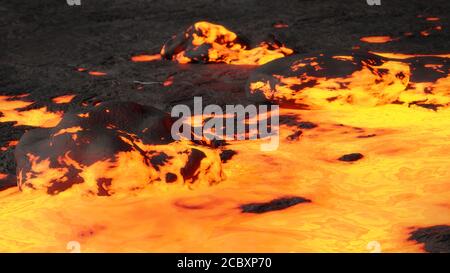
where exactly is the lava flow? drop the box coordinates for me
[0,20,449,253]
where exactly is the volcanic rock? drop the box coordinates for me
[240,196,311,214]
[160,21,292,65]
[338,153,364,162]
[246,51,411,108]
[15,101,223,196]
[219,149,237,163]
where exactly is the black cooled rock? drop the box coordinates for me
[409,225,450,253]
[240,196,311,214]
[338,153,364,162]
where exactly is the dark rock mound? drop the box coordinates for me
[220,149,237,163]
[246,51,410,108]
[409,225,450,253]
[240,196,311,214]
[15,101,223,196]
[338,153,364,162]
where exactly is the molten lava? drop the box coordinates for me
[360,36,394,43]
[131,54,162,62]
[1,140,18,151]
[0,19,449,253]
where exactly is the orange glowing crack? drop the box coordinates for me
[88,71,107,76]
[370,52,450,59]
[52,94,76,104]
[53,126,83,137]
[360,36,394,43]
[131,54,161,62]
[163,76,174,87]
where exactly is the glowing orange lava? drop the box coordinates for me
[360,36,394,43]
[52,94,76,104]
[163,75,174,87]
[88,71,107,76]
[0,95,62,127]
[131,54,162,62]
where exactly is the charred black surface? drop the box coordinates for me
[240,196,311,214]
[409,225,450,253]
[297,121,318,129]
[338,153,364,162]
[279,115,318,129]
[219,149,237,163]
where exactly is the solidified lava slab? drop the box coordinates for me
[246,51,411,108]
[409,225,450,253]
[338,153,364,162]
[240,196,311,214]
[14,101,224,195]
